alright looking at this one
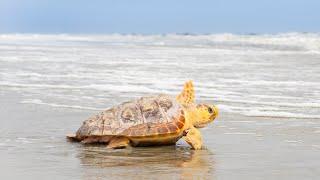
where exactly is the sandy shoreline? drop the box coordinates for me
[0,90,319,179]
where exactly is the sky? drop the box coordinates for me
[0,0,319,34]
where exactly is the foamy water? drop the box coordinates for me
[0,33,320,119]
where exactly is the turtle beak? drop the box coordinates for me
[211,105,218,120]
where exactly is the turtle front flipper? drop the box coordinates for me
[176,80,195,105]
[183,127,203,150]
[107,137,130,149]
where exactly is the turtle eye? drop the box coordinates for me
[208,107,213,114]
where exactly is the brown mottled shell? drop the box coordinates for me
[75,94,185,138]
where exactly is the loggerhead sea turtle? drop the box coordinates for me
[67,81,218,150]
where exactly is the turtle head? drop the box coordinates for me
[193,104,218,128]
[176,80,218,128]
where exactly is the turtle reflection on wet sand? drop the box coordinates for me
[67,81,218,150]
[79,146,213,179]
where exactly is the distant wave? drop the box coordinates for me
[1,33,319,53]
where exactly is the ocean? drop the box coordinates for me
[0,33,319,179]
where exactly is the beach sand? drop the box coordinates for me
[1,90,319,180]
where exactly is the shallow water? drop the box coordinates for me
[0,34,320,179]
[1,33,320,119]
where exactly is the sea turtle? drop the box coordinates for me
[67,81,218,150]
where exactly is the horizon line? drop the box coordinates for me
[0,31,319,36]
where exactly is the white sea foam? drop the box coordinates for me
[217,98,320,108]
[0,82,158,94]
[20,99,102,111]
[218,78,320,87]
[244,110,320,119]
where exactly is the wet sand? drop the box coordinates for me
[1,90,319,180]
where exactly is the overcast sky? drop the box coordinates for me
[0,0,319,34]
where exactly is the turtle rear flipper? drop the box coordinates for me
[107,137,130,149]
[66,133,78,141]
